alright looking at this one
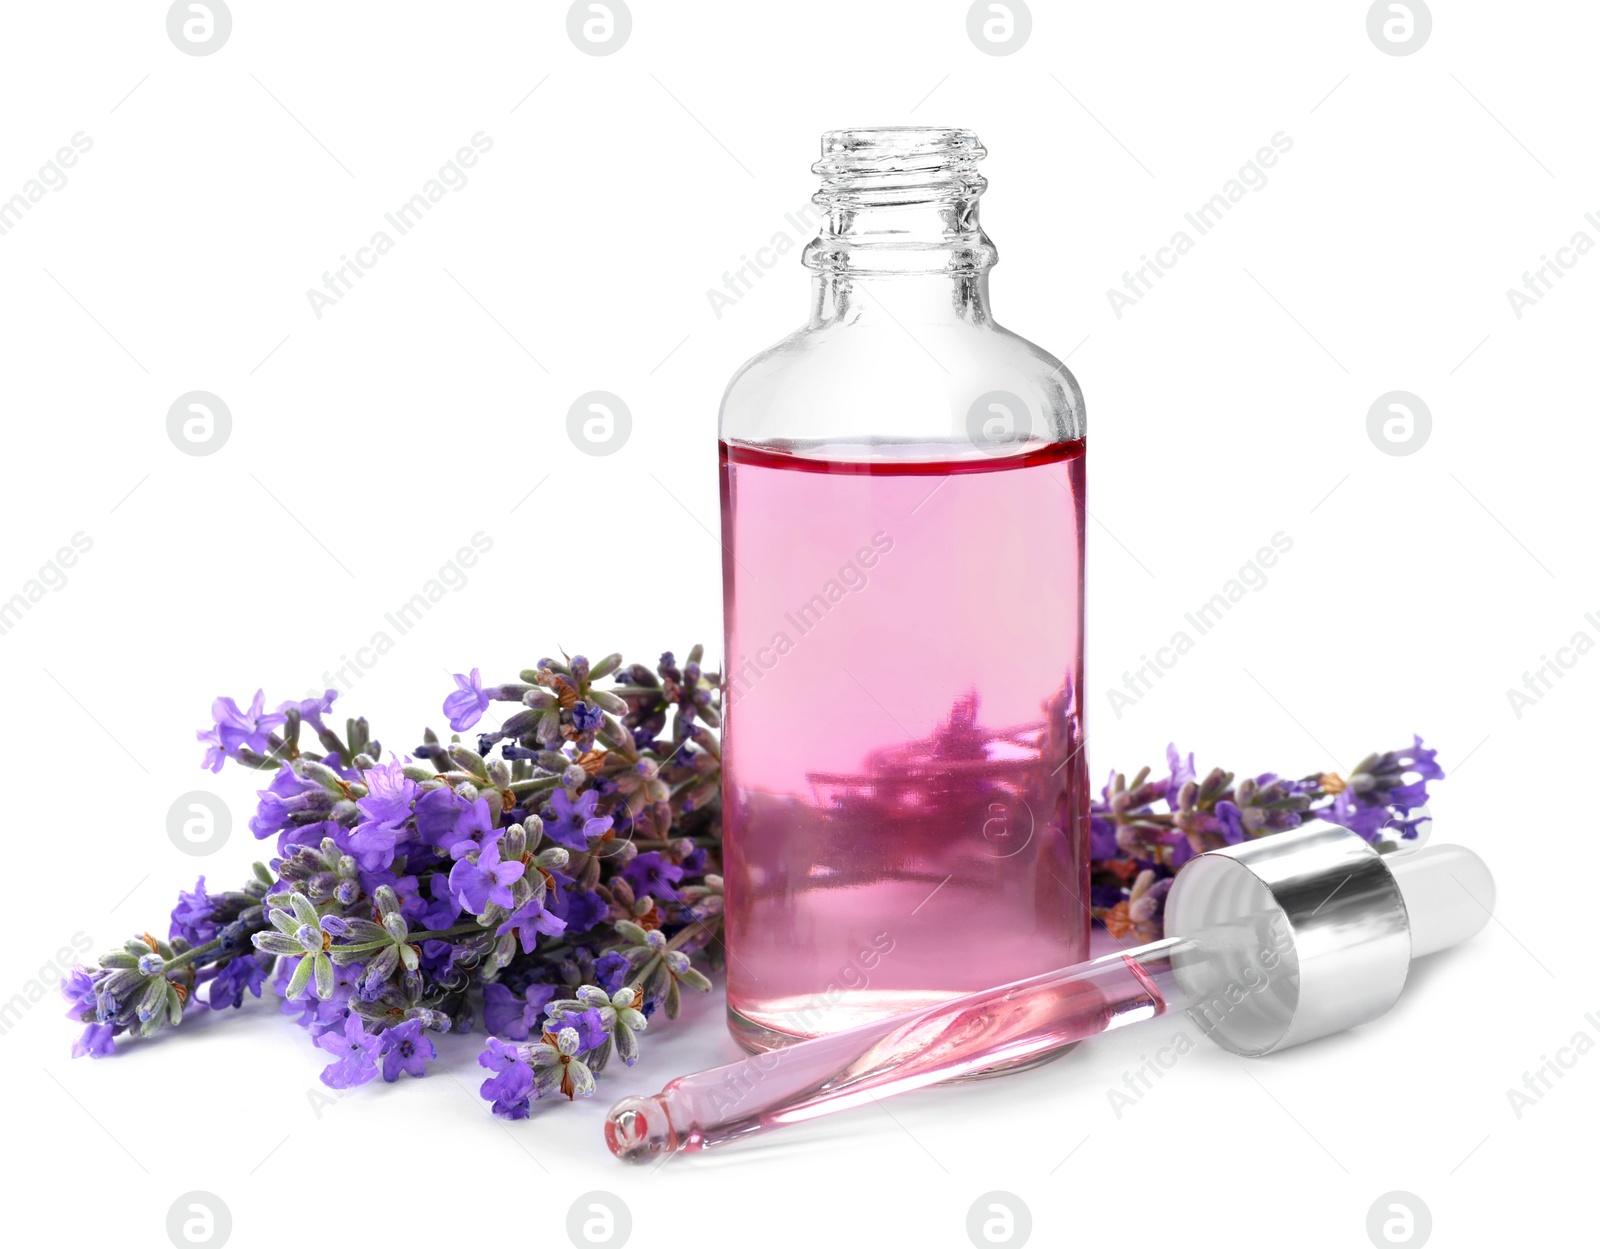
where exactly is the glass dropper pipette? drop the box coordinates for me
[604,821,1494,1163]
[605,938,1189,1160]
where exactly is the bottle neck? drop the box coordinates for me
[810,269,993,328]
[801,127,998,328]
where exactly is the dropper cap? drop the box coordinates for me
[1164,821,1494,1056]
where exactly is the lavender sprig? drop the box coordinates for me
[64,648,724,1119]
[1090,735,1443,942]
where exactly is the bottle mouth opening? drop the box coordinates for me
[813,127,987,180]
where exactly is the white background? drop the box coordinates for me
[1,2,1594,1247]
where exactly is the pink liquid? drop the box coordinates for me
[606,948,1167,1161]
[718,439,1088,1049]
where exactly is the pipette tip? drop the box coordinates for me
[604,1094,678,1164]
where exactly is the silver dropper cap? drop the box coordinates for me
[1163,820,1494,1056]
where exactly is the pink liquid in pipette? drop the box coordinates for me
[605,946,1171,1161]
[718,440,1088,1049]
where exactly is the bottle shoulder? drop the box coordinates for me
[719,319,1085,447]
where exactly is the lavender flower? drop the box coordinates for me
[621,851,684,902]
[317,1012,380,1088]
[444,669,490,732]
[1091,739,1444,936]
[484,983,558,1041]
[479,1037,535,1118]
[543,788,613,852]
[379,1020,435,1081]
[497,898,566,955]
[448,841,524,915]
[198,691,285,771]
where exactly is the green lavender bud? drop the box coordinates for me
[136,976,168,1023]
[448,744,490,780]
[372,885,400,919]
[588,689,628,715]
[491,934,517,971]
[589,653,624,680]
[498,708,541,740]
[294,758,349,795]
[103,969,143,1000]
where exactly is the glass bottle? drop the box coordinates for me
[717,128,1087,1057]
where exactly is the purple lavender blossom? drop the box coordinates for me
[1164,744,1196,805]
[444,669,490,732]
[1317,790,1395,842]
[497,898,566,955]
[207,955,267,1010]
[416,874,462,931]
[594,951,630,995]
[448,841,525,915]
[479,1037,535,1118]
[483,982,558,1041]
[316,1013,380,1088]
[543,788,613,852]
[549,1005,607,1053]
[279,689,338,733]
[170,877,218,945]
[62,967,97,1017]
[548,876,608,936]
[1089,813,1119,861]
[62,969,115,1057]
[414,787,468,846]
[419,939,475,980]
[1213,800,1248,845]
[622,852,684,902]
[379,1020,435,1081]
[72,1022,116,1059]
[347,820,406,872]
[197,691,285,771]
[357,759,418,825]
[249,766,329,842]
[445,796,497,858]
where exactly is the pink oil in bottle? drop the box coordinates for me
[719,439,1088,1051]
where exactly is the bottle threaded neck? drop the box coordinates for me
[804,127,997,275]
[812,127,988,205]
